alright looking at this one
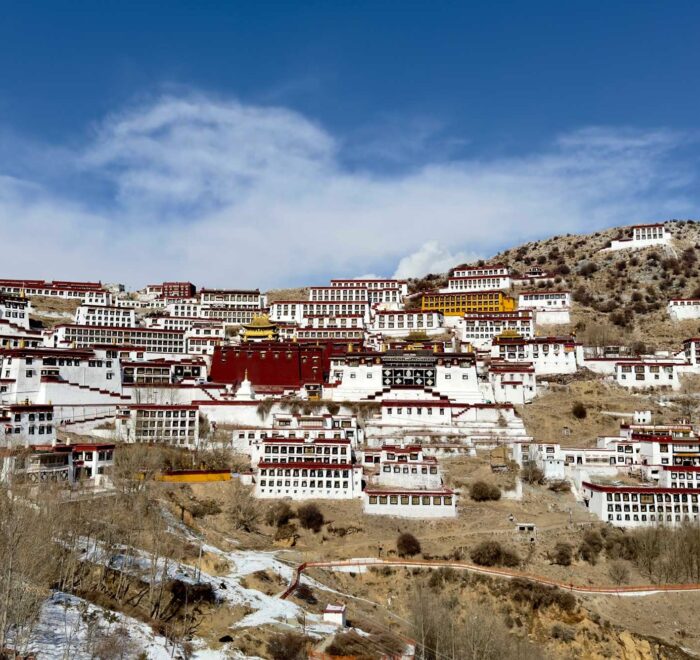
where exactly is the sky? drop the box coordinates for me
[1,1,699,289]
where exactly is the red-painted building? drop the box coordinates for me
[162,282,196,299]
[210,341,360,394]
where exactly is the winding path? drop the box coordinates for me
[280,557,700,599]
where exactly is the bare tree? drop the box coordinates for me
[228,480,260,532]
[607,560,630,585]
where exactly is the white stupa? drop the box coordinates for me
[234,369,256,401]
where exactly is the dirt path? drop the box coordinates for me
[281,557,700,599]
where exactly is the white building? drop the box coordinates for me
[309,286,368,302]
[517,291,571,325]
[323,604,347,627]
[75,304,137,327]
[582,481,700,528]
[491,336,582,375]
[461,311,534,349]
[362,444,444,490]
[488,362,537,405]
[659,465,700,489]
[605,223,672,251]
[669,299,700,321]
[0,296,31,330]
[199,289,266,309]
[1,403,55,447]
[443,274,511,292]
[269,300,371,324]
[363,488,456,518]
[116,404,200,448]
[615,360,682,390]
[452,265,509,278]
[327,349,484,403]
[0,347,124,406]
[256,454,362,500]
[185,325,225,355]
[369,311,444,337]
[0,279,108,301]
[53,325,186,355]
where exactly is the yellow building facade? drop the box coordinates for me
[420,290,516,316]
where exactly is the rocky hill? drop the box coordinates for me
[411,219,700,349]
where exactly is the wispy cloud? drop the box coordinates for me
[0,93,696,288]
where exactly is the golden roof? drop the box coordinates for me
[245,314,276,328]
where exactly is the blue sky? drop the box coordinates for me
[1,1,699,287]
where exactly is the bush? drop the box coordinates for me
[295,584,317,604]
[607,560,630,585]
[469,481,501,501]
[522,463,545,485]
[265,501,294,528]
[551,624,576,642]
[571,402,587,419]
[579,529,604,565]
[551,542,573,567]
[267,632,307,660]
[470,541,519,568]
[548,479,571,493]
[297,503,324,532]
[397,532,422,557]
[509,578,577,613]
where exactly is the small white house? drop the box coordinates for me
[363,488,457,518]
[615,361,682,390]
[605,223,672,251]
[668,299,700,321]
[323,604,347,627]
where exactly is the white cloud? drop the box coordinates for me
[0,94,696,289]
[393,241,480,279]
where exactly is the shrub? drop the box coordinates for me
[578,262,598,277]
[295,584,317,604]
[607,560,630,585]
[571,402,587,419]
[501,548,521,567]
[551,542,573,566]
[469,480,501,501]
[397,532,421,557]
[602,527,636,560]
[509,578,577,612]
[325,402,340,415]
[267,632,307,660]
[265,501,294,528]
[548,480,571,493]
[579,530,604,565]
[522,462,545,485]
[297,503,324,532]
[470,541,519,567]
[551,624,576,642]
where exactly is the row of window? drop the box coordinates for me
[3,425,52,435]
[259,482,350,492]
[605,492,699,503]
[608,514,694,523]
[260,468,351,478]
[135,410,196,418]
[367,494,453,506]
[263,445,347,455]
[386,407,447,415]
[382,465,438,475]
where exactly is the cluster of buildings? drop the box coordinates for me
[4,221,700,525]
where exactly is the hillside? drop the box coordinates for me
[410,219,700,349]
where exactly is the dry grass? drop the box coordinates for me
[265,287,309,303]
[520,378,674,448]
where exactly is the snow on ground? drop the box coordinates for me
[20,592,232,660]
[22,592,175,660]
